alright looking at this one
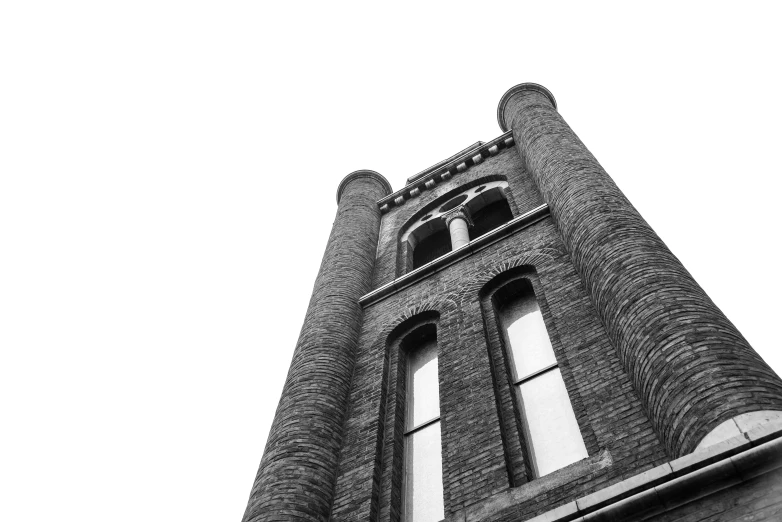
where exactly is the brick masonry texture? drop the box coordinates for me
[330,199,670,520]
[501,86,782,457]
[244,86,782,522]
[242,172,391,522]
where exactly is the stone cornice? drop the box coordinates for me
[359,204,550,307]
[336,169,393,204]
[377,131,516,214]
[406,141,484,185]
[497,82,557,132]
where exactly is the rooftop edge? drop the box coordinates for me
[497,82,557,132]
[336,170,393,204]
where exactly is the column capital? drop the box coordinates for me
[336,169,393,204]
[497,83,558,132]
[441,205,473,227]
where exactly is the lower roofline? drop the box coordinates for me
[456,418,782,522]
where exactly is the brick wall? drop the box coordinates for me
[331,208,669,521]
[501,86,782,456]
[245,87,782,522]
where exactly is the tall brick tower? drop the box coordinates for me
[242,84,782,522]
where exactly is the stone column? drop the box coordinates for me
[242,170,391,521]
[498,83,782,456]
[442,205,473,250]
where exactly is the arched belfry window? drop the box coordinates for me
[494,278,588,477]
[402,326,444,522]
[411,221,451,269]
[401,180,514,272]
[467,185,513,240]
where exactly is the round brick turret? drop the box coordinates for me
[242,170,391,521]
[498,83,782,456]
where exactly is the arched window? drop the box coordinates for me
[402,327,444,522]
[494,278,587,477]
[401,180,514,272]
[468,193,513,240]
[412,225,451,269]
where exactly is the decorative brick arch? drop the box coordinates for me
[452,248,562,307]
[368,296,460,351]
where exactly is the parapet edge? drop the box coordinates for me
[497,83,557,132]
[336,170,393,204]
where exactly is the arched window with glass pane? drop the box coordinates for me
[495,278,588,478]
[403,331,444,522]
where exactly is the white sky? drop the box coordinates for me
[1,2,781,521]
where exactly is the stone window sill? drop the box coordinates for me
[451,450,613,522]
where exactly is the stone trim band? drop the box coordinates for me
[513,420,782,522]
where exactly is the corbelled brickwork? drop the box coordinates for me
[242,171,391,522]
[500,84,782,456]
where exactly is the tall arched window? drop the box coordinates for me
[403,330,444,522]
[495,278,588,477]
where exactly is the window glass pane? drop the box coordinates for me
[404,421,445,522]
[406,339,439,429]
[518,368,588,477]
[500,290,556,380]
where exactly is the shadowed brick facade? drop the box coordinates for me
[243,84,782,522]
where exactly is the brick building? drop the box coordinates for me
[242,84,782,522]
